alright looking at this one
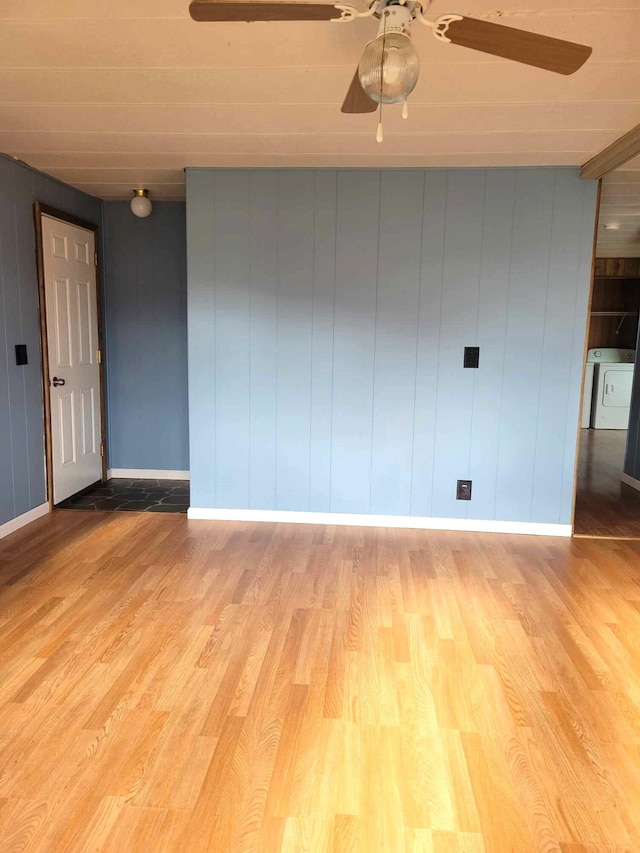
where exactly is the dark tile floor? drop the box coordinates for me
[56,479,189,513]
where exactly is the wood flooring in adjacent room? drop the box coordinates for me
[574,428,640,537]
[0,511,639,851]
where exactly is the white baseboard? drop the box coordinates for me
[0,503,50,541]
[107,469,190,480]
[187,507,572,537]
[621,472,640,492]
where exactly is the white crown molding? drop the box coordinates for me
[187,507,572,537]
[107,469,190,480]
[0,503,50,541]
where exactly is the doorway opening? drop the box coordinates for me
[35,203,189,516]
[574,255,640,537]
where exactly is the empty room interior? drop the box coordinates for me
[2,1,640,850]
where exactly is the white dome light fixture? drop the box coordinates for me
[358,32,419,105]
[357,4,419,143]
[130,188,152,218]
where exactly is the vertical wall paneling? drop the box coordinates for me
[152,203,189,467]
[532,171,588,523]
[103,203,139,466]
[33,171,101,229]
[431,170,486,519]
[331,171,381,514]
[467,169,515,520]
[15,166,48,510]
[495,169,555,522]
[309,171,337,513]
[249,171,278,510]
[136,216,155,453]
[275,171,314,511]
[187,170,216,508]
[0,340,12,521]
[103,201,188,473]
[0,160,22,518]
[213,172,252,508]
[370,170,423,516]
[410,171,448,518]
[0,154,102,526]
[0,160,15,523]
[186,167,598,525]
[1,160,29,517]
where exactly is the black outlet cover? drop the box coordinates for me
[456,480,472,501]
[464,346,480,369]
[15,344,27,366]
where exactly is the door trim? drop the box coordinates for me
[570,179,602,534]
[34,202,107,508]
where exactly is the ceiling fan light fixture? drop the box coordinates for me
[358,32,419,105]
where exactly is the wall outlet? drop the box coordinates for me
[456,479,472,500]
[464,347,480,368]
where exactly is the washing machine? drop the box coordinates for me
[589,348,635,429]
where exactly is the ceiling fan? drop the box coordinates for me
[189,0,592,129]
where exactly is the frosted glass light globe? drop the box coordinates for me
[131,189,152,218]
[358,32,419,105]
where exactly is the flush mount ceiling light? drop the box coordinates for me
[603,223,621,230]
[130,188,152,218]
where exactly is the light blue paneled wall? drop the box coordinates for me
[103,202,188,471]
[0,154,102,526]
[187,168,598,525]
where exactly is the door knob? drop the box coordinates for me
[51,376,66,387]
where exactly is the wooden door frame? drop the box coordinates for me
[33,202,108,508]
[570,179,602,533]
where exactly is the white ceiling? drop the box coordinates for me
[1,0,640,254]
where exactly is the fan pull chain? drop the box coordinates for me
[376,10,388,144]
[402,99,409,120]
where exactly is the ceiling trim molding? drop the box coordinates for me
[581,122,640,180]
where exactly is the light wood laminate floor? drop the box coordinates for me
[0,510,639,851]
[574,428,640,537]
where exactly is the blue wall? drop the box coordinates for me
[624,321,640,480]
[187,168,597,525]
[103,201,188,472]
[0,154,102,526]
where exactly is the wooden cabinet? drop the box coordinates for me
[589,258,640,350]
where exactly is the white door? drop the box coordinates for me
[42,214,103,503]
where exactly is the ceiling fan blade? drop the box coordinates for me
[341,69,377,114]
[443,16,592,75]
[190,0,341,22]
